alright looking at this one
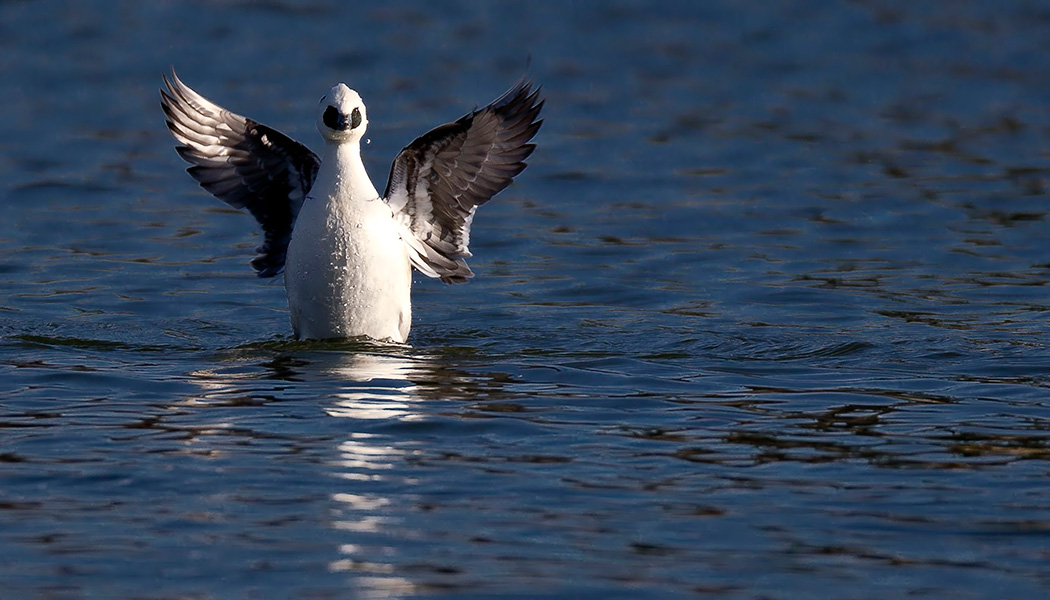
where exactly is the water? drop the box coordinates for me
[2,1,1050,598]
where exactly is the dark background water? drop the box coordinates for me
[2,1,1050,598]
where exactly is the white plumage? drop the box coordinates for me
[161,72,543,342]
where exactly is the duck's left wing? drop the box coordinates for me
[383,79,543,283]
[161,70,320,277]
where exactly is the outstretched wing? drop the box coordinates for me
[383,78,543,283]
[160,70,320,277]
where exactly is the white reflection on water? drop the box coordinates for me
[323,353,426,422]
[184,346,474,598]
[331,437,403,478]
[315,351,431,599]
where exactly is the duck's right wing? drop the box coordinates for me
[383,79,543,283]
[161,70,320,277]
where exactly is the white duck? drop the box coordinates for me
[161,71,542,342]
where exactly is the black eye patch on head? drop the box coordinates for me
[323,106,341,130]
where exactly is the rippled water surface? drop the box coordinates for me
[3,1,1050,598]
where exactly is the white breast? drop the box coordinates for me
[284,144,412,342]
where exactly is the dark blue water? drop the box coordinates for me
[2,1,1050,598]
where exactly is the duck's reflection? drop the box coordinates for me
[191,341,504,598]
[304,347,473,598]
[320,352,428,421]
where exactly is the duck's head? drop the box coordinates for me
[317,83,367,142]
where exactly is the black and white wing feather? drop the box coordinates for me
[384,79,543,283]
[161,71,319,277]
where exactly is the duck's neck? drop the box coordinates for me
[322,139,378,204]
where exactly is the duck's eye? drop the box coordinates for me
[323,106,340,130]
[350,107,362,129]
